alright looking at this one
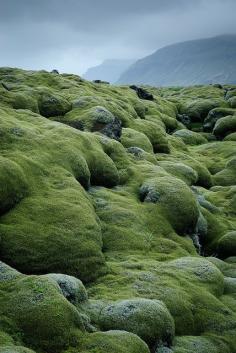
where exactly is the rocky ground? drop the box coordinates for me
[0,68,236,353]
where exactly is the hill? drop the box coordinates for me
[118,35,236,86]
[0,67,236,353]
[83,59,135,83]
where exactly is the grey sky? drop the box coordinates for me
[0,0,235,75]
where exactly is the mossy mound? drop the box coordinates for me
[224,132,236,141]
[179,98,224,122]
[121,128,153,153]
[213,115,236,139]
[45,273,88,305]
[218,232,236,258]
[38,90,71,117]
[140,176,199,234]
[0,262,84,352]
[99,299,174,346]
[203,107,236,132]
[0,157,28,215]
[173,335,231,353]
[228,96,236,108]
[69,330,150,353]
[173,129,208,145]
[131,119,169,153]
[158,162,198,186]
[214,157,236,186]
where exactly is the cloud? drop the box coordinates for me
[0,0,235,74]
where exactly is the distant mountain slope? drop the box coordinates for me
[83,59,135,83]
[117,35,236,86]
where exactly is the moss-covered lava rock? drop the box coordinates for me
[0,68,235,353]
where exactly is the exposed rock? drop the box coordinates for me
[93,79,110,84]
[129,85,154,100]
[177,114,191,127]
[46,273,88,305]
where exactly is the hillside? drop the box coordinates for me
[83,59,135,83]
[118,35,236,86]
[0,68,236,353]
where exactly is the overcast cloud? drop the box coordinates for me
[0,0,235,74]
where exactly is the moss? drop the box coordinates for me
[0,157,28,215]
[0,265,85,352]
[213,115,236,139]
[173,335,231,353]
[172,129,208,146]
[86,150,120,187]
[179,98,225,122]
[166,257,224,297]
[228,96,236,108]
[38,89,71,117]
[0,193,107,283]
[224,277,236,294]
[225,89,236,100]
[0,68,235,353]
[0,346,36,353]
[224,132,236,141]
[139,176,199,234]
[130,120,169,153]
[214,157,236,186]
[218,232,236,259]
[121,128,153,153]
[0,331,15,345]
[45,273,88,305]
[68,330,150,353]
[98,299,174,346]
[203,107,236,132]
[158,162,198,186]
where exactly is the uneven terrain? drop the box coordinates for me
[0,68,236,353]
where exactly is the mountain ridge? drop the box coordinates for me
[117,34,236,86]
[83,59,135,83]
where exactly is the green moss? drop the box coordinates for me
[62,106,115,131]
[98,299,174,346]
[218,232,236,259]
[130,120,169,153]
[213,115,236,139]
[0,68,235,353]
[38,89,71,117]
[224,132,236,141]
[179,98,225,122]
[0,265,85,352]
[45,273,88,305]
[68,330,150,353]
[228,96,236,108]
[0,157,28,215]
[139,176,199,234]
[173,335,231,353]
[158,162,198,185]
[173,129,208,145]
[0,346,36,353]
[121,128,153,153]
[203,107,236,132]
[214,157,236,186]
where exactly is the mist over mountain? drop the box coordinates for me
[117,35,236,86]
[83,59,135,83]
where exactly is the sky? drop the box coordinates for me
[0,0,236,75]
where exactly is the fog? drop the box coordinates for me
[0,0,235,75]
